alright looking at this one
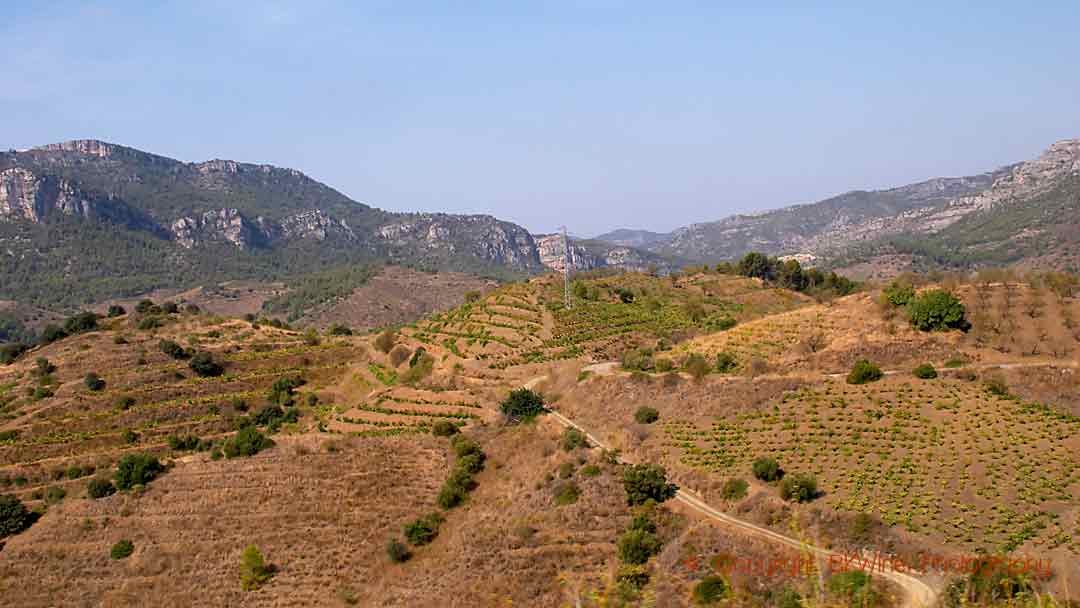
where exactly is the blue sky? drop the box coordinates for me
[4,2,1079,236]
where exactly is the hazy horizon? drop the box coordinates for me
[5,2,1080,236]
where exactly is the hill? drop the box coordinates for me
[595,138,1080,275]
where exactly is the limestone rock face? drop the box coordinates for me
[278,209,356,241]
[376,214,543,270]
[170,208,266,249]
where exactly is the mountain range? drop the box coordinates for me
[2,138,1078,315]
[595,138,1080,275]
[0,140,678,310]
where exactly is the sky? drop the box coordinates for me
[3,2,1080,236]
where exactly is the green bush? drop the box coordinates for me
[827,570,871,599]
[328,323,353,336]
[135,299,156,314]
[617,528,662,564]
[114,453,164,490]
[386,539,411,563]
[0,494,33,537]
[110,539,135,560]
[160,302,179,314]
[752,457,782,482]
[87,478,117,499]
[654,357,673,373]
[779,473,818,503]
[432,421,459,437]
[913,363,938,379]
[267,375,305,406]
[84,373,106,391]
[223,427,274,458]
[188,351,224,377]
[0,343,28,365]
[984,376,1010,397]
[692,576,729,605]
[450,435,483,459]
[908,289,969,331]
[107,305,126,317]
[683,353,711,381]
[137,316,164,330]
[622,463,677,505]
[158,339,188,360]
[553,481,580,506]
[846,360,883,385]
[240,544,273,591]
[715,352,737,373]
[44,486,66,504]
[41,324,68,343]
[560,427,588,451]
[63,311,99,335]
[167,434,201,451]
[403,513,443,546]
[580,464,601,477]
[634,406,659,424]
[499,388,545,423]
[882,280,915,307]
[721,478,748,500]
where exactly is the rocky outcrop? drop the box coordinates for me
[170,208,266,249]
[278,209,356,241]
[0,167,162,232]
[376,214,543,271]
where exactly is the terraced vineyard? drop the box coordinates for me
[662,375,1080,554]
[0,313,364,509]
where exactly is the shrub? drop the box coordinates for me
[63,311,99,334]
[267,375,305,406]
[223,427,274,458]
[908,289,969,331]
[779,473,818,503]
[634,406,659,424]
[328,323,353,336]
[984,376,1010,397]
[386,539,411,563]
[110,539,134,560]
[580,464,601,477]
[560,428,588,451]
[913,363,938,379]
[84,373,106,392]
[882,280,915,307]
[240,544,273,590]
[87,478,117,499]
[721,478,748,500]
[302,328,320,346]
[114,453,164,490]
[500,388,545,423]
[827,570,871,599]
[159,301,178,314]
[621,348,653,372]
[715,352,737,373]
[557,462,576,479]
[403,513,443,546]
[617,528,662,564]
[107,305,126,317]
[158,339,188,360]
[135,299,156,314]
[437,481,468,509]
[432,421,459,437]
[0,343,28,365]
[692,576,729,604]
[167,434,201,451]
[189,351,224,377]
[44,486,66,504]
[41,324,67,343]
[400,353,435,385]
[374,329,396,354]
[846,360,883,385]
[616,565,650,590]
[683,353,711,381]
[654,357,673,373]
[622,463,677,505]
[450,435,483,459]
[137,316,164,330]
[752,457,782,482]
[553,481,580,506]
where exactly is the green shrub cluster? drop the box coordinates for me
[114,453,164,490]
[188,351,224,377]
[779,473,818,503]
[560,427,589,451]
[0,495,35,538]
[752,457,782,482]
[499,388,545,423]
[634,406,659,424]
[847,360,883,385]
[223,427,275,458]
[403,512,444,546]
[437,435,486,509]
[908,289,969,332]
[622,464,677,506]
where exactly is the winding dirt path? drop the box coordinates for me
[523,369,938,608]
